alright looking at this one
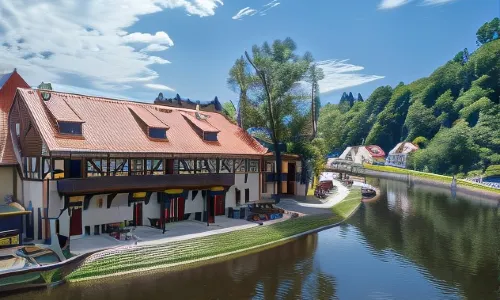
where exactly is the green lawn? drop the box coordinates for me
[332,187,362,218]
[363,164,500,195]
[67,189,362,282]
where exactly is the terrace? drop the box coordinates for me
[69,215,290,255]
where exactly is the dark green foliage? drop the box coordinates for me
[357,93,364,102]
[411,121,480,174]
[476,17,500,46]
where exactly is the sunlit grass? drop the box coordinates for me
[363,164,500,194]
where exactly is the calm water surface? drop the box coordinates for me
[5,179,500,300]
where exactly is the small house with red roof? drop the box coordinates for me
[385,142,419,169]
[339,145,386,165]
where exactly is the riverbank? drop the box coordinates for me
[362,164,500,200]
[66,188,362,283]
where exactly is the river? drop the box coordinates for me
[5,178,500,299]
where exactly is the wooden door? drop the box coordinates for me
[177,198,185,221]
[135,203,143,226]
[70,208,82,236]
[214,196,225,216]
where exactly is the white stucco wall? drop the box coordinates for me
[82,193,132,234]
[142,193,160,221]
[185,190,204,214]
[23,180,44,242]
[59,209,70,237]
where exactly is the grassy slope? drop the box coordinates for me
[363,164,500,194]
[67,189,362,282]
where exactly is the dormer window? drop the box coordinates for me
[128,105,169,140]
[181,112,220,142]
[59,121,82,135]
[203,132,218,141]
[149,127,167,139]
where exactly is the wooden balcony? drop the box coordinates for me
[56,173,235,196]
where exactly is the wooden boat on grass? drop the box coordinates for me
[0,245,99,293]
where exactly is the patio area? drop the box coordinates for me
[70,216,261,255]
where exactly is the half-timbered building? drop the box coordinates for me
[8,87,267,249]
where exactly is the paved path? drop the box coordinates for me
[277,179,349,215]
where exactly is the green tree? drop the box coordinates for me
[227,56,258,130]
[244,37,312,196]
[405,101,440,141]
[412,121,480,174]
[221,101,237,122]
[476,17,500,46]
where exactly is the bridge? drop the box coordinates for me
[325,159,367,176]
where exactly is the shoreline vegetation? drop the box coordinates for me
[363,164,500,195]
[66,188,362,283]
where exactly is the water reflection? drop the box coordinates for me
[350,179,500,300]
[5,234,338,300]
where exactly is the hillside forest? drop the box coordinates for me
[318,18,500,177]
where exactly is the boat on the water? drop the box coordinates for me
[361,187,377,198]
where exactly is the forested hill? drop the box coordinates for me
[318,20,499,176]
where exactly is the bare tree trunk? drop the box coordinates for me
[238,90,245,129]
[245,51,283,198]
[311,82,316,139]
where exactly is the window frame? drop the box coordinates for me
[58,122,82,135]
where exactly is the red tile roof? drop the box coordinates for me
[16,88,267,156]
[0,70,30,165]
[43,92,83,123]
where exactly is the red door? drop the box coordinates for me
[177,198,185,221]
[214,196,225,216]
[135,203,143,226]
[70,208,82,236]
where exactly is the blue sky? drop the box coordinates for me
[0,0,498,105]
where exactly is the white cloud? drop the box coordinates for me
[148,56,171,64]
[51,83,133,100]
[145,83,175,91]
[378,0,411,9]
[259,1,280,16]
[421,0,456,5]
[123,31,174,46]
[314,60,385,94]
[140,44,170,52]
[0,0,223,92]
[232,7,258,20]
[232,1,280,20]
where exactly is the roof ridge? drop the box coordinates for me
[25,88,207,115]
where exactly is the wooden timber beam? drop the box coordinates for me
[107,193,117,209]
[83,194,93,210]
[87,159,103,176]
